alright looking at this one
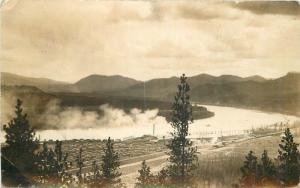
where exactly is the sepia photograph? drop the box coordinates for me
[1,0,300,187]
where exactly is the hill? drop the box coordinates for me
[75,74,141,93]
[244,75,266,82]
[1,72,78,92]
[1,72,141,93]
[1,85,57,129]
[191,72,300,115]
[113,73,299,115]
[115,74,268,101]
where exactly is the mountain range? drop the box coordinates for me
[1,72,267,94]
[1,72,299,116]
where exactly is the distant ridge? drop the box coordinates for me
[244,75,266,82]
[114,73,269,100]
[1,72,78,92]
[1,72,69,85]
[75,74,141,93]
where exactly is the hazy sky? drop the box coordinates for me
[1,0,300,82]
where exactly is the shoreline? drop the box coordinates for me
[192,101,300,118]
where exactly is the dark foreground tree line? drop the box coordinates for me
[239,128,300,187]
[1,98,124,187]
[2,74,300,188]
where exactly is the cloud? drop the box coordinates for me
[1,0,300,81]
[144,40,196,58]
[178,4,220,20]
[175,2,242,21]
[231,1,300,16]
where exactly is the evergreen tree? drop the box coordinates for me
[165,74,197,184]
[36,140,72,185]
[257,150,276,183]
[135,160,154,188]
[2,99,39,172]
[76,147,85,184]
[101,137,122,186]
[277,128,300,186]
[240,150,258,186]
[35,142,56,183]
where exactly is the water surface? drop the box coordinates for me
[33,105,299,140]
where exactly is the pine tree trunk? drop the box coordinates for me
[181,136,185,184]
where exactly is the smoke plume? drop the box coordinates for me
[41,101,168,129]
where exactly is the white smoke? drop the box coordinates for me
[41,101,168,129]
[1,98,170,141]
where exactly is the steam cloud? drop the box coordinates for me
[41,101,168,129]
[1,97,170,140]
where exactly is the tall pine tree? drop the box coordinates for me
[278,128,300,186]
[165,74,197,184]
[101,137,122,187]
[2,99,39,172]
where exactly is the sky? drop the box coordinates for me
[1,0,300,82]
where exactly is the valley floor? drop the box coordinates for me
[54,122,300,187]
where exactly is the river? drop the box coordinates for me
[26,105,299,141]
